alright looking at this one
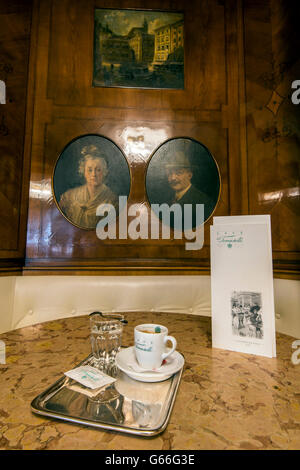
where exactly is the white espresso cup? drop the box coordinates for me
[134,323,177,370]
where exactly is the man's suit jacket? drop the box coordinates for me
[168,184,215,229]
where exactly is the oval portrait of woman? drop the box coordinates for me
[53,134,131,230]
[146,137,220,230]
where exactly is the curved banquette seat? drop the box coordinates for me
[0,275,299,338]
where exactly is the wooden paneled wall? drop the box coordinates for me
[0,0,299,277]
[25,0,233,274]
[0,0,33,273]
[244,0,300,276]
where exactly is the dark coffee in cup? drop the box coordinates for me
[139,329,160,334]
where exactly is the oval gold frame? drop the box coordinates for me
[52,134,132,231]
[144,136,221,229]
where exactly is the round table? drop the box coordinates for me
[0,312,299,450]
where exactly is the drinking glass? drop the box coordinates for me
[89,312,125,374]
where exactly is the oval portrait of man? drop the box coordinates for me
[146,137,220,230]
[53,134,131,230]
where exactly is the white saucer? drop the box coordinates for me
[115,347,184,383]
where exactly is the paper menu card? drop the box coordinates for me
[210,215,276,358]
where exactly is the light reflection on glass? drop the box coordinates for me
[28,180,74,257]
[258,187,300,203]
[29,180,53,202]
[120,126,168,161]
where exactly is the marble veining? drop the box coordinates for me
[0,312,299,450]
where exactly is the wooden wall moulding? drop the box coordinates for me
[25,0,230,273]
[23,0,299,277]
[0,0,33,267]
[243,0,300,276]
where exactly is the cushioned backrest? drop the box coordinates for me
[0,275,299,339]
[11,275,211,331]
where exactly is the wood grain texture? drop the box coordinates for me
[0,0,297,277]
[0,0,32,260]
[25,0,229,272]
[243,0,300,274]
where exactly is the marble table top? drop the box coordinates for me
[0,312,299,450]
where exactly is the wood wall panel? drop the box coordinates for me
[23,0,299,276]
[0,0,32,268]
[25,0,232,271]
[244,0,300,275]
[26,116,228,266]
[47,0,226,109]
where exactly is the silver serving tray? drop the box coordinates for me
[31,352,183,437]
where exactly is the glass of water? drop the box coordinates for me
[89,312,125,374]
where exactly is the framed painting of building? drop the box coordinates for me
[93,9,184,89]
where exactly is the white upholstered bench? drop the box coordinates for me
[0,275,299,338]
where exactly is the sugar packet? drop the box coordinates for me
[64,365,116,389]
